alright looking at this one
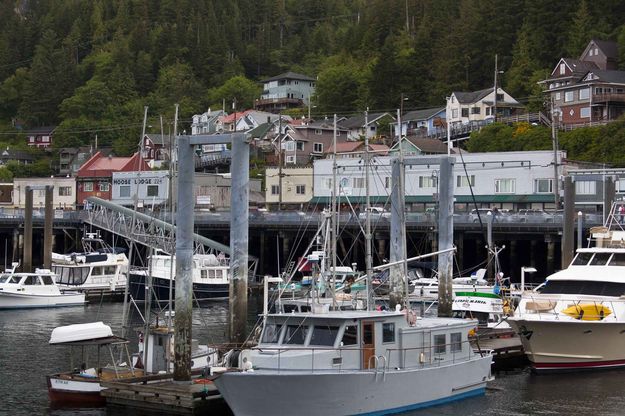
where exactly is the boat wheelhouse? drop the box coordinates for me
[214,310,493,416]
[508,219,625,372]
[452,291,510,329]
[0,269,85,309]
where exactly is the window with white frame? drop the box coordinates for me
[385,177,391,189]
[461,108,469,117]
[83,182,93,192]
[119,185,130,198]
[471,107,480,114]
[564,91,574,102]
[456,175,475,187]
[452,109,458,118]
[580,107,591,118]
[286,155,295,164]
[419,176,437,188]
[579,88,590,100]
[315,129,322,135]
[576,180,596,195]
[555,92,561,100]
[296,141,304,151]
[495,178,515,193]
[285,141,295,151]
[353,177,365,188]
[313,143,323,153]
[296,185,306,195]
[58,186,72,196]
[560,63,566,75]
[434,334,446,354]
[147,185,159,197]
[271,185,280,195]
[99,182,109,192]
[450,332,462,353]
[534,178,553,193]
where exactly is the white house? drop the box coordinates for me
[446,87,522,125]
[265,167,313,207]
[13,177,77,209]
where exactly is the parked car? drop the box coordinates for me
[516,209,553,223]
[358,207,391,220]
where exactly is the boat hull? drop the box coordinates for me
[508,318,625,372]
[214,356,492,416]
[0,292,85,309]
[47,375,105,408]
[128,274,229,302]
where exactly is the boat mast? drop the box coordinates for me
[166,105,178,372]
[364,109,373,311]
[331,114,338,308]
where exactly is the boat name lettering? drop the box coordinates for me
[453,299,487,305]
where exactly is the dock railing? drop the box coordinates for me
[517,295,624,321]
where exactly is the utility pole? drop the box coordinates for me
[493,54,498,122]
[405,0,410,33]
[551,97,560,209]
[278,114,283,211]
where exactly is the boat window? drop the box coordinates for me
[6,275,20,284]
[300,305,311,312]
[539,280,625,296]
[609,253,625,266]
[283,304,298,313]
[382,323,395,343]
[0,274,11,283]
[41,275,54,285]
[310,325,339,346]
[284,324,308,345]
[201,270,208,279]
[590,253,611,266]
[52,266,90,285]
[434,334,446,354]
[92,266,102,275]
[261,324,282,344]
[450,332,462,353]
[209,270,216,278]
[341,325,357,346]
[104,266,116,274]
[572,252,593,265]
[24,275,42,285]
[363,323,373,345]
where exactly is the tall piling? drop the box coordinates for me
[389,158,406,309]
[43,185,54,269]
[23,187,33,273]
[437,156,454,317]
[562,176,575,268]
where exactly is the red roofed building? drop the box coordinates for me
[76,152,150,207]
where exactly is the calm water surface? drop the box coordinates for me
[1,298,625,416]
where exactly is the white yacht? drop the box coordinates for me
[214,309,493,416]
[0,269,85,309]
[51,234,128,295]
[129,253,230,302]
[508,221,625,372]
[411,269,495,301]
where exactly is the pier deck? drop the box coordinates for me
[102,373,229,415]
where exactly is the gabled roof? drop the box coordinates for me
[585,39,618,60]
[402,107,445,122]
[298,120,349,131]
[78,151,149,175]
[452,88,492,104]
[339,112,393,129]
[0,148,35,162]
[549,58,598,79]
[248,122,274,139]
[25,126,56,135]
[144,133,172,146]
[396,137,453,154]
[325,142,389,154]
[581,69,625,84]
[261,71,316,83]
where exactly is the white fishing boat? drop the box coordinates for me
[128,253,230,302]
[508,205,625,372]
[51,233,128,294]
[214,309,493,416]
[47,322,140,407]
[411,269,496,301]
[0,269,85,309]
[452,290,510,329]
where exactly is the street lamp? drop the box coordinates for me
[520,266,537,292]
[399,94,409,138]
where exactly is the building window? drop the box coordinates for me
[496,93,504,101]
[471,107,480,114]
[323,178,333,190]
[555,92,561,100]
[576,181,596,195]
[99,182,109,192]
[285,141,295,151]
[534,178,553,193]
[419,176,437,188]
[385,177,391,189]
[296,141,304,151]
[382,323,395,343]
[286,155,295,163]
[434,334,446,354]
[485,107,491,116]
[461,108,469,118]
[353,177,365,188]
[271,185,280,195]
[315,129,322,135]
[313,143,323,153]
[450,332,462,353]
[58,186,72,196]
[495,178,515,193]
[452,109,458,118]
[296,185,306,195]
[564,91,574,102]
[580,107,591,118]
[119,185,130,198]
[83,182,93,192]
[456,175,475,187]
[579,88,590,100]
[147,185,159,197]
[560,63,566,75]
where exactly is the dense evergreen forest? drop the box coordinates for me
[2,0,625,162]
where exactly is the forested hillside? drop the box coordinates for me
[1,0,625,155]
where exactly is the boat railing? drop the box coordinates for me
[237,338,481,374]
[518,294,625,321]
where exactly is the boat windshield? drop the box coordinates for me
[589,253,611,265]
[610,253,625,266]
[538,280,625,296]
[284,324,309,345]
[51,265,90,285]
[309,325,339,346]
[572,252,593,265]
[0,274,19,284]
[261,324,282,344]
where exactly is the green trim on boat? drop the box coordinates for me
[454,291,500,299]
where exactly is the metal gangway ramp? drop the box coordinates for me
[84,196,230,256]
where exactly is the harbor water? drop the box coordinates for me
[2,298,625,416]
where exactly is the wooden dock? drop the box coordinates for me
[471,328,527,370]
[102,373,231,415]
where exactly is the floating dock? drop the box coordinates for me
[102,373,229,415]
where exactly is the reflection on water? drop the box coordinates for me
[2,297,625,415]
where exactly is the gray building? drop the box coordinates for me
[256,72,316,113]
[111,171,170,207]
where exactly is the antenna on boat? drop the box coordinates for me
[364,109,373,311]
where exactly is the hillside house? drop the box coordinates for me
[446,88,522,126]
[393,107,446,138]
[256,72,316,113]
[340,112,395,140]
[25,126,56,148]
